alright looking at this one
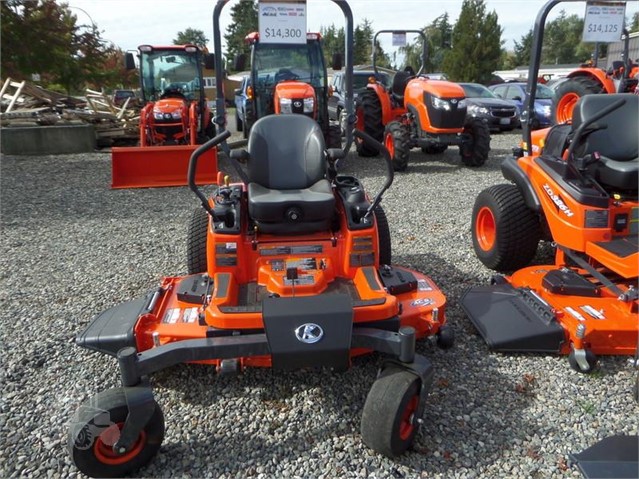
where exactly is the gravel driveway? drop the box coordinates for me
[1,130,637,478]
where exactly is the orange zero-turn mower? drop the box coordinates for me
[111,44,218,189]
[461,3,638,373]
[67,5,451,475]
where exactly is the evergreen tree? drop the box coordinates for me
[320,24,346,66]
[513,29,533,67]
[224,0,258,71]
[442,0,503,83]
[174,28,209,48]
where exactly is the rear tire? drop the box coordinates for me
[374,205,392,266]
[361,368,422,457]
[187,207,209,274]
[460,118,490,167]
[384,121,410,172]
[552,76,604,124]
[471,184,540,272]
[68,388,165,478]
[356,89,384,157]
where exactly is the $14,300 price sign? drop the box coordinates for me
[259,1,307,44]
[582,1,626,43]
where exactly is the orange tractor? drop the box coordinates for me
[553,29,639,123]
[356,30,490,171]
[233,31,342,148]
[111,44,218,188]
[463,0,638,374]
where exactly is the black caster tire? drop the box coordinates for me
[436,326,454,349]
[361,367,422,457]
[568,348,598,374]
[68,388,165,478]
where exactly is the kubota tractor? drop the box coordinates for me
[356,30,490,171]
[553,29,639,123]
[233,31,342,148]
[462,0,638,375]
[111,44,217,188]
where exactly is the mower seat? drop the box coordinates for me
[247,114,335,235]
[573,94,639,191]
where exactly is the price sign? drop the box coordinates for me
[259,1,307,44]
[582,1,626,43]
[392,32,407,47]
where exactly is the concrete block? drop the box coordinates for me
[1,124,96,155]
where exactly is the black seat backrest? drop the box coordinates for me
[247,115,327,190]
[572,93,638,162]
[392,71,411,98]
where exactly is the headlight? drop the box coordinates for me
[538,105,551,117]
[467,104,488,115]
[457,99,467,109]
[431,96,451,111]
[171,110,182,120]
[279,98,292,114]
[303,97,314,113]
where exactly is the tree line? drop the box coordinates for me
[2,0,639,94]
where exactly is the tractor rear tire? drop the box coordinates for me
[384,121,411,172]
[460,118,490,167]
[68,388,165,478]
[356,89,384,157]
[361,367,422,457]
[471,184,541,272]
[187,207,209,274]
[552,76,605,124]
[374,205,392,266]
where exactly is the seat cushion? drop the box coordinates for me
[591,156,639,191]
[248,179,335,234]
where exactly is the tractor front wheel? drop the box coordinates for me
[68,388,165,478]
[361,367,422,457]
[552,77,604,124]
[384,121,411,171]
[187,207,209,274]
[471,184,541,272]
[460,118,490,167]
[356,89,384,157]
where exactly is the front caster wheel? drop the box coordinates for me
[360,367,422,457]
[436,325,454,349]
[68,388,165,478]
[568,348,598,374]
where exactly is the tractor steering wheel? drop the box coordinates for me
[161,86,187,100]
[275,68,299,83]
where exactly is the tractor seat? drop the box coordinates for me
[391,71,412,106]
[573,94,639,191]
[247,114,335,235]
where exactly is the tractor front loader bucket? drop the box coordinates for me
[111,145,218,189]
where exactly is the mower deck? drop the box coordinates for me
[78,264,446,370]
[462,263,638,356]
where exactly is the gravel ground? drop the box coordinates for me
[1,130,637,479]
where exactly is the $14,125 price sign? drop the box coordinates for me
[259,1,307,44]
[582,1,626,43]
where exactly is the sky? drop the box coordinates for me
[65,0,638,55]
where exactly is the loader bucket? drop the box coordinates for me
[111,145,218,189]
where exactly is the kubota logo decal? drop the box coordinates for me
[542,184,574,217]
